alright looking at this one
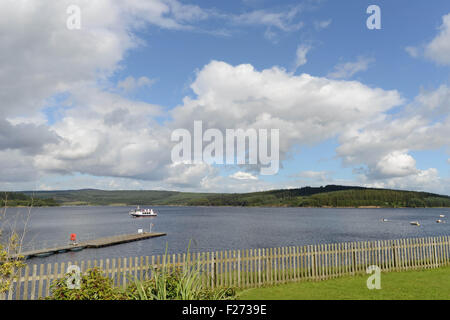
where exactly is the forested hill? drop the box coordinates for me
[13,185,450,208]
[0,192,58,207]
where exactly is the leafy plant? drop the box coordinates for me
[47,268,126,300]
[125,242,236,300]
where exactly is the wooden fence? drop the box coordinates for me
[2,235,449,300]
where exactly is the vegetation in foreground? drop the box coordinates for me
[48,268,235,300]
[0,205,26,294]
[48,245,236,300]
[238,266,450,300]
[15,185,450,208]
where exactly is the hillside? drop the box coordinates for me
[0,192,58,207]
[14,185,450,208]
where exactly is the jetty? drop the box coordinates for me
[15,232,166,259]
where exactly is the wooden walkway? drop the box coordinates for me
[15,232,167,259]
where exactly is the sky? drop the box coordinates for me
[1,0,450,195]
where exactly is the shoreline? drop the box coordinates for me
[8,204,448,209]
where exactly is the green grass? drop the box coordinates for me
[238,266,450,300]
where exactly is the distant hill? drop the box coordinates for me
[12,185,450,208]
[0,192,58,207]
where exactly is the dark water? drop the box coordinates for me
[3,206,450,265]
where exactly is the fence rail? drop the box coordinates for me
[2,235,449,300]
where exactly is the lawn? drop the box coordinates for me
[238,266,450,300]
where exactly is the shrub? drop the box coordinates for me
[47,268,126,300]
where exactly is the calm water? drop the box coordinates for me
[3,206,450,265]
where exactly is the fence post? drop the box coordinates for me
[30,264,38,300]
[432,237,438,268]
[237,250,241,288]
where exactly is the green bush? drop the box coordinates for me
[47,266,236,300]
[47,268,126,300]
[125,264,236,300]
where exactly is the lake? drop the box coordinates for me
[3,206,450,265]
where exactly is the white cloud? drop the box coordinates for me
[405,46,420,58]
[296,171,331,182]
[232,6,303,32]
[364,168,444,194]
[425,13,450,65]
[170,61,403,178]
[314,19,332,30]
[229,171,258,180]
[1,2,449,195]
[328,56,374,79]
[117,76,156,93]
[295,44,312,69]
[373,151,418,179]
[335,83,450,195]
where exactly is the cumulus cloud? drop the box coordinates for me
[0,0,212,187]
[229,171,258,180]
[408,13,450,66]
[1,1,449,195]
[364,168,444,194]
[0,119,60,154]
[328,56,374,79]
[372,151,418,179]
[335,83,450,194]
[171,61,402,156]
[425,13,450,65]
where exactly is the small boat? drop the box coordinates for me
[129,205,157,217]
[440,214,445,218]
[381,218,389,222]
[410,221,420,226]
[436,219,444,223]
[57,249,68,253]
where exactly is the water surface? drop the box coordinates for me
[3,206,449,265]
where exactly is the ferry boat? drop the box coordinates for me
[129,206,157,217]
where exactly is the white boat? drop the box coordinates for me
[436,219,444,223]
[381,218,389,222]
[410,221,420,226]
[129,206,157,217]
[440,214,445,218]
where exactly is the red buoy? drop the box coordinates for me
[70,233,77,241]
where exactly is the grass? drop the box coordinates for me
[238,266,450,300]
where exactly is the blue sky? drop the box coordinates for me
[117,0,450,101]
[1,0,450,194]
